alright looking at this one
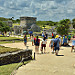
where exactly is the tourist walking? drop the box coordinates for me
[68,34,71,41]
[49,36,55,53]
[34,36,36,45]
[31,34,34,46]
[42,32,45,38]
[71,35,75,52]
[45,32,48,39]
[68,34,71,45]
[63,35,68,46]
[52,32,54,37]
[24,34,27,46]
[35,36,40,53]
[41,36,47,54]
[53,35,61,55]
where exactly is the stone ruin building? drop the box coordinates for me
[20,17,36,28]
[14,16,41,35]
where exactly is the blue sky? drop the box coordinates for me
[0,0,75,21]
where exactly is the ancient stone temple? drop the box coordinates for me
[14,16,41,35]
[20,17,36,28]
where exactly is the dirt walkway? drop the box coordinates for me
[0,39,75,75]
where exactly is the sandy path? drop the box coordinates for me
[0,39,75,75]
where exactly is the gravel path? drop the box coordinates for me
[0,39,75,75]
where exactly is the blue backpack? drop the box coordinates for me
[54,39,59,47]
[35,39,39,45]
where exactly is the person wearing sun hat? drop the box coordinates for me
[54,35,61,55]
[55,35,59,38]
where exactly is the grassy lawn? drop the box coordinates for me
[0,46,22,54]
[12,23,20,27]
[39,25,51,30]
[0,60,31,75]
[0,41,23,44]
[0,36,23,41]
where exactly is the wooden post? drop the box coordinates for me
[34,52,35,60]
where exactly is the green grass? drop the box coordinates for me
[0,46,22,54]
[39,25,51,30]
[12,23,20,27]
[0,41,23,44]
[0,36,23,41]
[0,60,31,75]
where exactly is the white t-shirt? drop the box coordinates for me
[42,39,47,44]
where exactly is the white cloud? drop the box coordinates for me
[0,0,75,21]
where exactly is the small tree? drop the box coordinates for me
[56,24,69,36]
[0,21,10,35]
[56,19,71,36]
[72,18,75,29]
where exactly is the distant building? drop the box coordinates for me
[3,20,13,27]
[14,16,41,35]
[20,16,36,28]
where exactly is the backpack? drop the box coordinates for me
[54,39,59,47]
[35,39,39,45]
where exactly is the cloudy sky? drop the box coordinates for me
[0,0,75,21]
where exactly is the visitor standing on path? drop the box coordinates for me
[71,35,75,52]
[35,36,40,53]
[24,34,27,46]
[45,32,48,40]
[53,35,61,55]
[34,35,36,45]
[42,32,45,38]
[31,34,34,46]
[49,36,55,53]
[68,34,71,44]
[41,36,47,54]
[63,35,68,46]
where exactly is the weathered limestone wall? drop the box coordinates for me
[0,49,32,66]
[20,17,36,28]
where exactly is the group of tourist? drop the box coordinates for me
[23,33,75,56]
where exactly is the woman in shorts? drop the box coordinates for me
[35,36,40,53]
[41,36,47,53]
[24,34,27,46]
[31,34,34,46]
[71,35,75,52]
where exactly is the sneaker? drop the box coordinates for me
[41,51,43,54]
[55,50,58,55]
[51,50,54,54]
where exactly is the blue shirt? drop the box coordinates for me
[63,35,67,43]
[54,38,60,47]
[51,39,55,45]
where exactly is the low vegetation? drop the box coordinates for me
[0,36,22,40]
[0,46,22,54]
[0,61,30,75]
